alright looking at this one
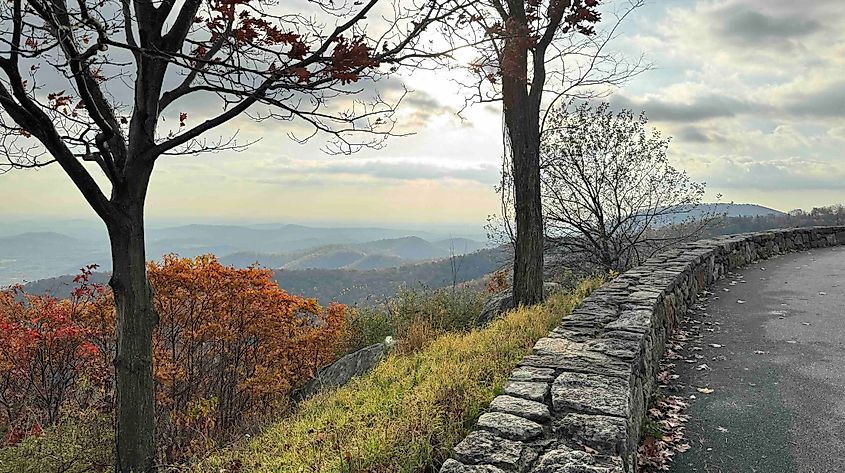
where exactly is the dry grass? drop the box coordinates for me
[193,277,604,473]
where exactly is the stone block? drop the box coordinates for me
[552,372,630,418]
[503,381,550,404]
[477,412,544,441]
[440,459,507,473]
[520,350,631,380]
[530,446,625,473]
[509,366,556,384]
[453,430,538,471]
[489,395,552,423]
[554,413,627,458]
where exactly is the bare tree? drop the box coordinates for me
[539,102,715,271]
[445,0,647,306]
[447,237,466,290]
[0,0,463,469]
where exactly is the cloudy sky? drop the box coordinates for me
[1,0,843,227]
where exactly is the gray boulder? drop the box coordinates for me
[476,291,515,326]
[294,341,387,401]
[476,282,563,326]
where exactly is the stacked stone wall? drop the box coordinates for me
[441,226,845,473]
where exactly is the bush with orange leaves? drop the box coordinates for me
[0,265,109,446]
[0,256,348,464]
[147,255,347,461]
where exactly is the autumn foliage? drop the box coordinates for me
[0,267,109,446]
[0,256,348,462]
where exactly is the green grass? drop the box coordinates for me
[0,409,113,473]
[195,277,604,473]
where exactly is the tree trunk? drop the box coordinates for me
[107,205,157,473]
[508,115,545,306]
[502,26,545,307]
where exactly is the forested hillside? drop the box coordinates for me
[273,246,507,304]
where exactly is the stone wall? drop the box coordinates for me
[441,226,845,473]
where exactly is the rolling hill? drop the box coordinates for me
[20,246,508,306]
[656,203,784,226]
[0,232,110,286]
[219,236,489,271]
[0,220,487,286]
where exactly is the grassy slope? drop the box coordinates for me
[196,277,603,473]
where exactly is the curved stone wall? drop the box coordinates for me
[441,226,845,473]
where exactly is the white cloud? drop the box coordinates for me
[596,0,845,210]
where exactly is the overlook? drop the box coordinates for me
[1,1,844,472]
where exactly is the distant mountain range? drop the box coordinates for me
[688,203,783,218]
[0,203,789,289]
[219,236,488,270]
[20,245,509,306]
[0,220,488,286]
[653,203,784,226]
[0,232,110,287]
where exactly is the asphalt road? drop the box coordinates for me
[668,246,845,473]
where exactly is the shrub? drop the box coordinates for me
[338,286,487,356]
[147,255,348,462]
[0,265,109,446]
[337,306,394,355]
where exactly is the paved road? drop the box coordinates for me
[669,246,845,473]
